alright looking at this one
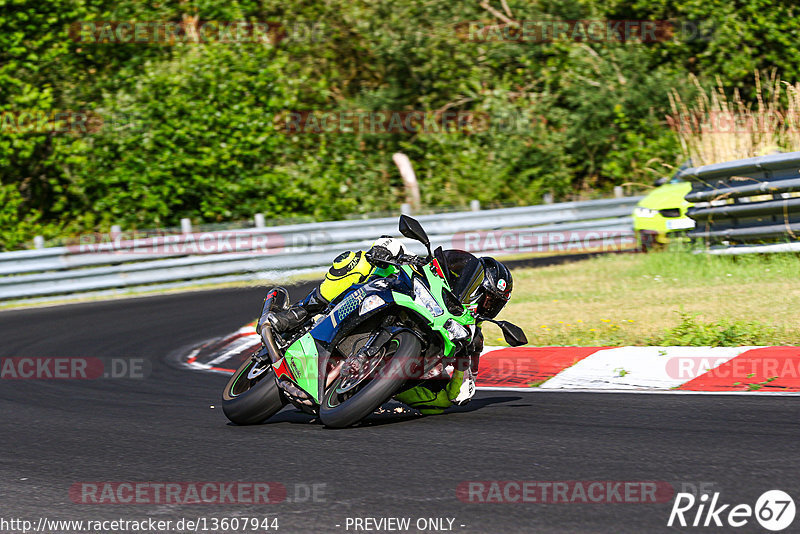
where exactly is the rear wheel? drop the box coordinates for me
[222,358,287,425]
[320,331,421,428]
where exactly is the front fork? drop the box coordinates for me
[334,327,396,393]
[328,321,426,393]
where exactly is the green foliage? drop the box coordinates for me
[2,0,800,248]
[53,44,307,229]
[648,311,784,347]
[0,182,42,249]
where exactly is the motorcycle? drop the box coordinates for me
[221,215,527,428]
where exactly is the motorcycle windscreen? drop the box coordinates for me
[273,333,320,403]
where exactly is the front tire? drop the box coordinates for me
[320,332,421,428]
[222,358,287,425]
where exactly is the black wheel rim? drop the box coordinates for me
[324,338,401,408]
[229,359,270,397]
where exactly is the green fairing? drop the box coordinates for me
[391,264,474,359]
[282,334,321,403]
[372,265,398,277]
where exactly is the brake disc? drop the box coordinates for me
[336,348,384,394]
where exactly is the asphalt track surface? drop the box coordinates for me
[1,283,799,534]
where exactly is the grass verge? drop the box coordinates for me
[482,250,800,346]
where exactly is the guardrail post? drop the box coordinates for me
[470,200,481,211]
[400,203,412,215]
[543,193,554,204]
[614,186,624,198]
[33,236,45,249]
[393,153,421,212]
[180,218,192,235]
[254,213,265,228]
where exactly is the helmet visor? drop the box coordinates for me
[479,292,509,319]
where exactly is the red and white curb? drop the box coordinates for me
[183,325,800,393]
[479,346,800,393]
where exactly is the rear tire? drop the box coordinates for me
[222,358,287,425]
[320,332,421,428]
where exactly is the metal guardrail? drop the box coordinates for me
[680,152,800,254]
[0,197,641,300]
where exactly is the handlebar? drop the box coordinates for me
[365,249,430,268]
[396,253,429,267]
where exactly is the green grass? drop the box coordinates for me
[646,311,783,346]
[482,249,800,346]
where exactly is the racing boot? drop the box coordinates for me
[267,287,328,333]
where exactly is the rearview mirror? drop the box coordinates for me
[399,215,430,246]
[495,320,528,347]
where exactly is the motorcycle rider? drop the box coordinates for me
[266,237,514,414]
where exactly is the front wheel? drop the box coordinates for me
[222,358,287,425]
[320,331,421,428]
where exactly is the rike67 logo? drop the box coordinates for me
[668,490,796,531]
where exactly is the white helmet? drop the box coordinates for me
[371,235,404,257]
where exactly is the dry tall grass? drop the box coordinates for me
[668,72,800,165]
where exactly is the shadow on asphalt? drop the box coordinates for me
[225,395,525,429]
[448,395,525,412]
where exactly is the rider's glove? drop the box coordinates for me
[453,328,482,373]
[366,236,404,267]
[365,245,395,267]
